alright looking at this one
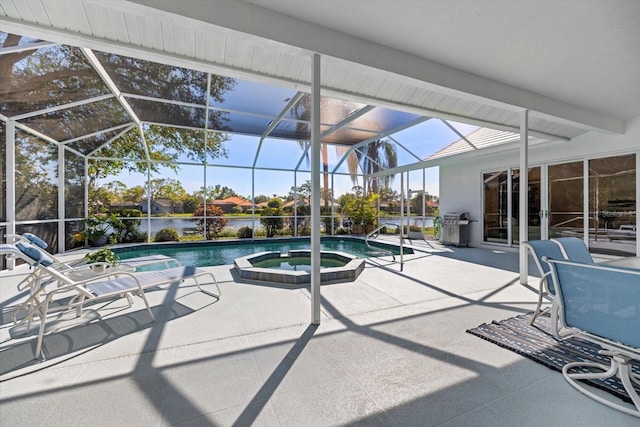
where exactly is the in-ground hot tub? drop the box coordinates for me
[234,250,365,285]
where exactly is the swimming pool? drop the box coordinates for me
[115,237,410,268]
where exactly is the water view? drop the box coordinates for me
[141,216,435,236]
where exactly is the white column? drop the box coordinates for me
[6,121,16,269]
[519,110,529,284]
[331,173,335,235]
[422,169,426,230]
[400,172,404,270]
[58,144,65,253]
[293,173,298,237]
[583,159,589,248]
[84,157,89,245]
[251,167,255,239]
[311,53,322,324]
[147,167,152,241]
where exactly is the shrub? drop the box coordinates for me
[154,228,179,242]
[321,216,341,235]
[193,203,228,239]
[231,205,244,214]
[216,229,238,238]
[237,226,253,238]
[108,209,145,243]
[401,225,423,233]
[260,198,285,237]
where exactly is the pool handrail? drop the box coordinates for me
[365,224,397,262]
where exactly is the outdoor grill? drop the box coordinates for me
[441,212,471,247]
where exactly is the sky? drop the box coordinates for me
[103,118,478,200]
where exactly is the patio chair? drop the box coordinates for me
[544,257,640,417]
[6,232,181,268]
[5,233,181,292]
[10,244,220,359]
[0,243,48,265]
[551,237,594,264]
[522,240,566,324]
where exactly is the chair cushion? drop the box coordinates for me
[24,233,48,249]
[16,242,54,267]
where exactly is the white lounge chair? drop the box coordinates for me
[4,233,181,293]
[10,245,220,359]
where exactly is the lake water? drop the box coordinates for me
[136,216,434,237]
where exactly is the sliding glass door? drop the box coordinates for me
[588,154,636,255]
[511,167,542,243]
[482,153,636,256]
[548,161,584,240]
[483,171,508,244]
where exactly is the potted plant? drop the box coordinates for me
[83,214,110,246]
[84,247,119,273]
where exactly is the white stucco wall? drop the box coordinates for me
[439,116,640,248]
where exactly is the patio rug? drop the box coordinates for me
[466,310,640,403]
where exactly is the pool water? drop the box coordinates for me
[252,256,346,271]
[116,238,408,268]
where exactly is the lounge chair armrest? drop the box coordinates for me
[4,233,28,244]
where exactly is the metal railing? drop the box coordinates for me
[365,223,397,262]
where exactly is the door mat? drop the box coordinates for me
[466,310,640,403]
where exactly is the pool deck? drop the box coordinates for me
[1,237,637,426]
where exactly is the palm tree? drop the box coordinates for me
[293,95,354,211]
[292,95,397,202]
[353,139,398,195]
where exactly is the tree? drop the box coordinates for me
[12,132,59,220]
[193,203,227,239]
[193,184,237,201]
[146,178,186,213]
[293,95,360,211]
[355,139,398,194]
[410,191,435,214]
[253,194,269,204]
[292,93,397,202]
[337,192,357,211]
[182,195,200,213]
[260,197,286,237]
[105,180,127,203]
[147,178,167,205]
[2,34,237,215]
[342,186,379,234]
[122,186,146,203]
[289,181,312,206]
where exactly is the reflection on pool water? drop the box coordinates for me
[252,256,346,271]
[115,237,410,268]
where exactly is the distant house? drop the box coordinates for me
[212,196,253,213]
[284,198,341,211]
[139,198,184,214]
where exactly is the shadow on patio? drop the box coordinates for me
[1,247,637,426]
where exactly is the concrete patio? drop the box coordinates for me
[1,240,637,426]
